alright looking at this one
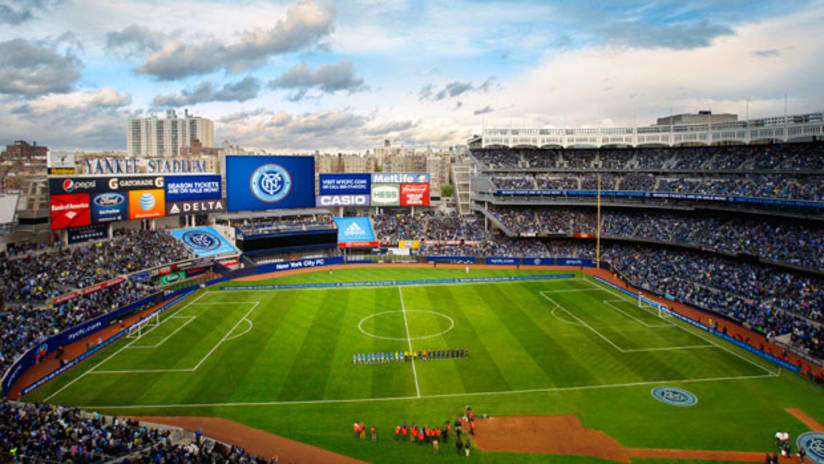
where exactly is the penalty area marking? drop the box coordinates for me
[357,310,455,341]
[76,371,778,410]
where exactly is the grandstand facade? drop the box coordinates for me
[477,111,824,148]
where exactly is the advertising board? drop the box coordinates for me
[169,227,239,257]
[400,183,430,206]
[50,193,91,229]
[319,173,371,195]
[128,189,165,219]
[225,156,315,212]
[165,175,222,201]
[371,183,400,206]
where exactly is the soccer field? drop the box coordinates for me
[27,268,824,463]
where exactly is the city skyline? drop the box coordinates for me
[1,0,823,153]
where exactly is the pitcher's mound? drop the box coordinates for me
[468,415,631,463]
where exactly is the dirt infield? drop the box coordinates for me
[465,415,631,462]
[467,415,804,463]
[132,416,368,464]
[786,408,824,432]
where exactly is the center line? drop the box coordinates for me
[399,286,421,398]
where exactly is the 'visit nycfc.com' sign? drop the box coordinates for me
[225,155,315,212]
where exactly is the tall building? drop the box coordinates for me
[128,110,214,157]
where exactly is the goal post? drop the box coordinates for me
[125,313,160,339]
[639,292,671,319]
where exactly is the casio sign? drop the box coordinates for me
[318,195,369,206]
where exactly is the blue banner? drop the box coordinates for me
[226,155,315,211]
[165,175,222,201]
[224,273,575,290]
[494,189,824,209]
[425,256,476,263]
[591,276,800,374]
[486,257,519,265]
[556,258,595,267]
[333,217,376,244]
[319,173,371,195]
[169,227,238,257]
[521,257,555,266]
[256,256,344,274]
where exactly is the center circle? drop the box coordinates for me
[358,310,455,341]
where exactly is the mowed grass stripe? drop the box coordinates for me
[473,283,599,389]
[418,285,511,394]
[368,288,415,399]
[278,290,349,401]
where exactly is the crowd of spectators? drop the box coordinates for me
[0,400,278,463]
[0,229,193,385]
[484,206,824,271]
[488,172,824,201]
[604,244,823,359]
[472,142,824,171]
[0,229,192,304]
[0,401,173,462]
[372,211,485,243]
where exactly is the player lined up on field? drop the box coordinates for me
[352,349,470,364]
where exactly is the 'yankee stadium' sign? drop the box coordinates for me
[83,158,211,175]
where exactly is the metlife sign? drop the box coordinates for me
[319,173,371,195]
[316,194,370,207]
[165,175,222,201]
[372,172,430,184]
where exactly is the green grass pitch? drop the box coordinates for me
[26,268,824,463]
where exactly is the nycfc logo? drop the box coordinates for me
[798,432,824,464]
[651,387,698,407]
[182,231,221,251]
[533,258,541,265]
[250,164,291,203]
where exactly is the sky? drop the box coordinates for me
[1,0,822,153]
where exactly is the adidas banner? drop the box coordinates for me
[332,216,378,248]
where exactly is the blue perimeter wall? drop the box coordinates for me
[592,276,799,374]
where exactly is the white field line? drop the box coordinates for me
[398,286,421,398]
[86,301,259,375]
[602,299,671,328]
[127,316,196,349]
[583,277,777,375]
[225,318,254,342]
[44,291,211,402]
[540,292,626,352]
[77,371,778,410]
[540,292,714,353]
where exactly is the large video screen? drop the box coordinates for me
[225,155,315,212]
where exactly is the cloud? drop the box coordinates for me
[590,19,734,50]
[105,25,170,56]
[473,105,494,115]
[0,38,82,96]
[0,88,133,150]
[10,104,32,114]
[364,120,418,136]
[420,76,497,101]
[268,59,366,101]
[0,0,63,25]
[752,48,780,57]
[218,107,273,124]
[152,77,261,107]
[135,0,336,80]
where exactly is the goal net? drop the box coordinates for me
[638,293,671,319]
[126,313,160,339]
